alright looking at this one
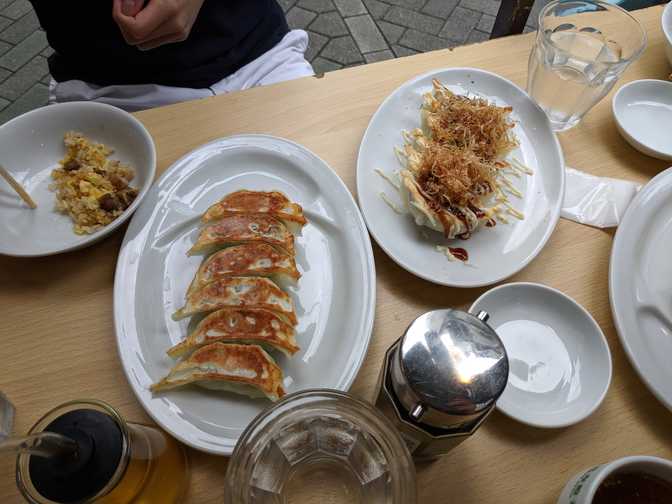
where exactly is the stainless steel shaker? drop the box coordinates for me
[374,309,509,460]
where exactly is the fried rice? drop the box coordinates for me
[50,132,138,235]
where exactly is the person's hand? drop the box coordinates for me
[112,0,206,51]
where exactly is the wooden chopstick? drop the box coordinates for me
[0,165,37,209]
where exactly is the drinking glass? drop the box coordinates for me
[527,0,647,131]
[16,400,189,504]
[225,389,416,504]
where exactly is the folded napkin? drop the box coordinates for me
[560,167,641,228]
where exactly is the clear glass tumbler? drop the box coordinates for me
[527,0,647,131]
[225,389,417,504]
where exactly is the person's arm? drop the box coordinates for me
[112,0,206,51]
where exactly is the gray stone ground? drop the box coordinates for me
[0,0,550,124]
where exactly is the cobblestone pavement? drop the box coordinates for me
[283,0,548,74]
[0,0,549,124]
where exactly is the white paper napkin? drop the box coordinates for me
[560,167,641,228]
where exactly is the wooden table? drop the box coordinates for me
[2,6,671,502]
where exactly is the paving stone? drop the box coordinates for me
[0,95,9,110]
[423,0,460,19]
[364,49,394,63]
[0,30,47,71]
[362,0,389,19]
[345,15,387,53]
[278,0,296,12]
[0,0,15,11]
[477,13,495,34]
[311,56,343,73]
[459,0,500,17]
[2,0,31,20]
[286,6,317,30]
[40,72,50,85]
[305,30,328,60]
[383,0,425,9]
[439,7,481,43]
[0,66,10,82]
[334,0,366,16]
[466,29,489,44]
[399,29,454,52]
[377,20,404,44]
[0,14,13,33]
[297,0,335,12]
[0,10,38,44]
[309,11,348,36]
[0,82,47,124]
[392,44,418,57]
[320,35,363,64]
[41,46,53,57]
[0,54,47,100]
[0,39,11,58]
[384,7,444,35]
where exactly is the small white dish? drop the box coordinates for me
[558,455,672,504]
[356,67,565,287]
[662,1,672,67]
[610,167,672,411]
[0,101,156,257]
[469,282,612,428]
[613,79,672,161]
[114,135,376,455]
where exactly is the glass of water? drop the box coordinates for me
[528,0,647,131]
[224,389,416,504]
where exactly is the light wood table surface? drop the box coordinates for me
[2,5,671,502]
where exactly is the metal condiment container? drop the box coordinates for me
[374,309,509,460]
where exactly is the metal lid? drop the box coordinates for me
[391,309,509,429]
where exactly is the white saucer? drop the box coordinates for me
[613,79,672,161]
[470,282,612,428]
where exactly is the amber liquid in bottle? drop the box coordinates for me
[100,423,188,504]
[24,408,188,504]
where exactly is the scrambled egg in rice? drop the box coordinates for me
[50,132,138,235]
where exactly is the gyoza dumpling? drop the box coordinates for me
[172,276,297,325]
[186,243,300,298]
[167,308,299,359]
[202,190,307,234]
[151,342,285,401]
[187,214,294,256]
[399,169,476,239]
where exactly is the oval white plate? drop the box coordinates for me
[0,102,155,257]
[613,79,672,161]
[610,167,672,411]
[356,68,565,287]
[470,282,612,428]
[114,135,376,455]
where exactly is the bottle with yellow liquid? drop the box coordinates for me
[15,400,188,504]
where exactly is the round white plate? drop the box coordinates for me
[356,68,565,287]
[470,282,612,428]
[114,135,376,455]
[0,102,155,257]
[613,79,672,161]
[610,167,672,411]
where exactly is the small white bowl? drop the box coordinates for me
[613,79,672,161]
[0,101,156,257]
[469,282,612,429]
[558,455,672,504]
[662,1,672,67]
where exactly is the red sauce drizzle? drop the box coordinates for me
[448,247,469,262]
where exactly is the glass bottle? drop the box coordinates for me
[16,399,188,504]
